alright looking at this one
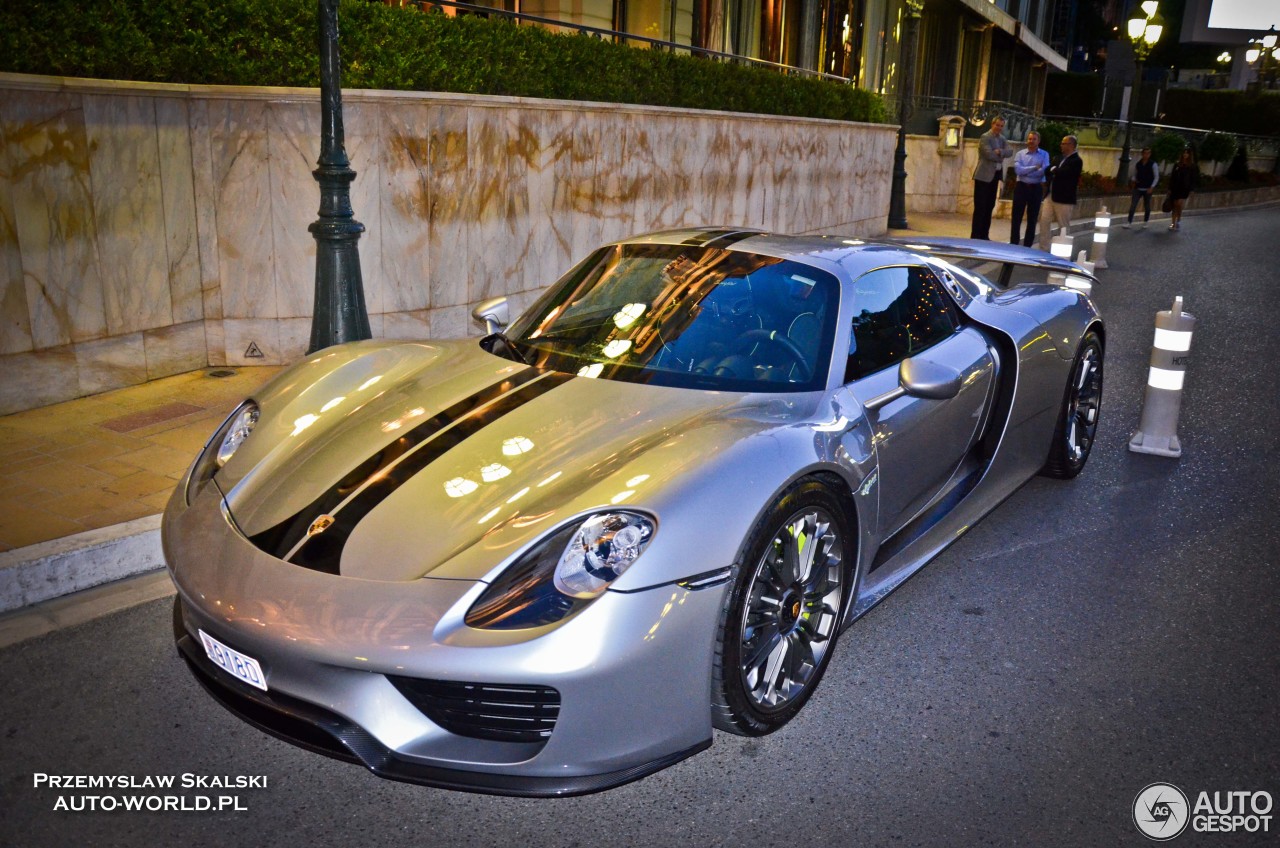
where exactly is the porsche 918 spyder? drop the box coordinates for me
[165,228,1103,796]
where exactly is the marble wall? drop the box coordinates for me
[904,135,971,214]
[0,74,897,413]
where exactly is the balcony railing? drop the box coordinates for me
[395,0,852,83]
[881,96,1279,157]
[1043,115,1280,157]
[883,96,1040,140]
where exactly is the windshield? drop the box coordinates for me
[503,243,840,392]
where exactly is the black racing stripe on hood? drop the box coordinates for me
[278,371,573,576]
[247,367,549,562]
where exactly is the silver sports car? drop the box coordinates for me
[165,228,1103,796]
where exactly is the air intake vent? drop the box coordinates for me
[387,677,560,745]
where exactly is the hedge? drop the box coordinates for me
[1161,89,1280,137]
[0,0,886,124]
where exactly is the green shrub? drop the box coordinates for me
[1198,131,1237,164]
[0,0,885,124]
[1150,130,1188,164]
[1037,120,1075,147]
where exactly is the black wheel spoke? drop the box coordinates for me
[763,543,790,588]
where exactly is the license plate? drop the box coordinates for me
[199,629,268,692]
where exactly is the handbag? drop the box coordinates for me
[1161,194,1174,213]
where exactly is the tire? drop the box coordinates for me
[1041,330,1103,479]
[711,480,852,735]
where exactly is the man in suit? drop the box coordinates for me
[969,116,1013,240]
[1038,134,1083,253]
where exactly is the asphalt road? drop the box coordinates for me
[3,205,1278,848]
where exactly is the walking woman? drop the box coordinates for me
[1168,149,1198,231]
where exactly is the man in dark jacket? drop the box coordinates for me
[1124,147,1159,228]
[1038,135,1083,253]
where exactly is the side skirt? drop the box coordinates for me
[848,469,1029,622]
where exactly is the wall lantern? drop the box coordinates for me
[938,114,966,155]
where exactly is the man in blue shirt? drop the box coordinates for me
[1009,131,1050,247]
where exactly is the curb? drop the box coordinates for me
[0,515,164,614]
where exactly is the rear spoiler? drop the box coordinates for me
[882,236,1099,288]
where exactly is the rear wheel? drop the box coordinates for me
[1041,330,1103,479]
[712,481,851,735]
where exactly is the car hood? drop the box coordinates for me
[219,340,783,582]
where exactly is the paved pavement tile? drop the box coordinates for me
[0,366,283,551]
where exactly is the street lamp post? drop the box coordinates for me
[887,0,922,230]
[1115,1,1163,186]
[1245,26,1279,91]
[1269,26,1279,89]
[1253,27,1280,174]
[307,0,372,354]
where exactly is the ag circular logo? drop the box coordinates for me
[1134,783,1190,840]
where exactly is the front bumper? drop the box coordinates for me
[164,485,725,797]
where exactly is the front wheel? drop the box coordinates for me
[712,481,852,735]
[1041,330,1103,479]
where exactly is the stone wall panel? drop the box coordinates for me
[0,74,897,413]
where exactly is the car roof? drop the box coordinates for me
[619,228,927,281]
[620,227,1096,284]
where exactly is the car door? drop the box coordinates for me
[843,265,995,537]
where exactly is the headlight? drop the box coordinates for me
[185,400,259,505]
[553,512,653,598]
[465,511,655,630]
[216,404,259,467]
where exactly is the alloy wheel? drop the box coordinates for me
[738,508,844,712]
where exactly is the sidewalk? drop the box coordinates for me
[0,366,283,551]
[887,209,974,238]
[0,366,282,615]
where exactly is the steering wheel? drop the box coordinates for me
[733,329,811,382]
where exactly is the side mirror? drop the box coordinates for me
[471,297,510,335]
[864,358,963,411]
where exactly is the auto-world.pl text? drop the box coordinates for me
[33,773,268,812]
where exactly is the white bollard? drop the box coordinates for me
[1129,296,1196,458]
[1063,250,1094,294]
[1092,206,1110,269]
[1046,235,1075,285]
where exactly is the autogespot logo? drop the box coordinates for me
[1134,783,1191,841]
